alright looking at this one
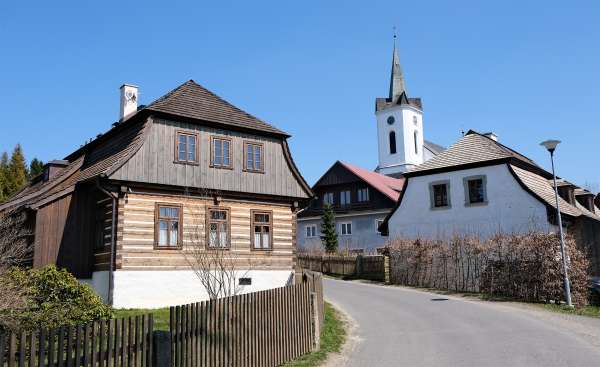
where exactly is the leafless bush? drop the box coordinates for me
[0,212,33,329]
[387,233,590,306]
[182,197,253,300]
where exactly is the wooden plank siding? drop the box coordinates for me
[109,118,309,199]
[114,192,296,271]
[33,188,97,278]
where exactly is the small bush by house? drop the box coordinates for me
[0,265,112,331]
[387,233,590,306]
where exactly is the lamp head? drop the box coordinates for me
[540,139,561,153]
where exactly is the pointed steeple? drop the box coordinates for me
[388,32,406,100]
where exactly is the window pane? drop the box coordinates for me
[469,179,484,203]
[347,223,352,234]
[254,227,261,248]
[219,223,228,247]
[178,135,187,161]
[262,227,270,248]
[209,223,218,247]
[223,141,230,166]
[434,184,447,207]
[170,221,178,245]
[159,221,168,246]
[214,139,222,165]
[159,207,168,217]
[211,210,227,220]
[254,145,261,169]
[247,145,254,169]
[188,136,196,161]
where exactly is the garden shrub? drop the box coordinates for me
[0,265,112,331]
[387,233,591,306]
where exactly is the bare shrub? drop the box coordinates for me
[387,233,590,306]
[0,212,33,330]
[183,197,253,300]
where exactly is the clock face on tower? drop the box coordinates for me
[387,116,395,125]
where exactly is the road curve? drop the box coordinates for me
[325,278,600,367]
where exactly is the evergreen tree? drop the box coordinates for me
[0,152,8,202]
[6,144,28,198]
[320,203,338,253]
[29,158,44,179]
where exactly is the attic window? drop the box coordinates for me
[175,131,198,164]
[211,136,232,169]
[244,141,264,172]
[358,188,369,202]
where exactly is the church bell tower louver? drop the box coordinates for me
[375,35,425,176]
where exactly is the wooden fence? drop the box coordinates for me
[1,272,324,367]
[0,315,154,367]
[298,254,387,281]
[168,271,323,367]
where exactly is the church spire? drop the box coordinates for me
[389,31,407,100]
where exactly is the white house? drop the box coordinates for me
[379,130,600,275]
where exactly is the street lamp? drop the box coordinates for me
[540,139,573,308]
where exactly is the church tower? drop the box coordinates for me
[375,37,424,176]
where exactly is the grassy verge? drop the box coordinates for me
[534,304,600,318]
[284,302,347,367]
[113,308,170,331]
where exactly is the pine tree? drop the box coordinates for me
[6,144,28,198]
[29,158,44,179]
[0,152,8,202]
[320,203,338,253]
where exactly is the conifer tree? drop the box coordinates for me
[320,203,338,253]
[0,152,8,202]
[6,144,27,198]
[29,158,44,179]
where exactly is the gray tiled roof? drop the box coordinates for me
[423,140,445,155]
[147,80,289,136]
[510,165,583,217]
[408,130,539,174]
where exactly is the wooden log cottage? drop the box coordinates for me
[0,80,313,308]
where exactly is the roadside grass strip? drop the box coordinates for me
[284,302,347,367]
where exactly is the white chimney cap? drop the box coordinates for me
[119,84,139,121]
[483,132,498,141]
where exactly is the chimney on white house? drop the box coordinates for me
[119,84,139,121]
[483,132,498,141]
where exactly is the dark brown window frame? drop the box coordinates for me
[154,202,183,249]
[205,206,231,249]
[174,130,200,165]
[250,209,273,251]
[243,141,265,173]
[210,135,233,170]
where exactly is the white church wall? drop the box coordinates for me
[388,164,554,240]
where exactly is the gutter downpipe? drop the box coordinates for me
[96,177,117,306]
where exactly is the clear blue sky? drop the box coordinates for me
[1,1,599,190]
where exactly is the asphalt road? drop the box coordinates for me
[324,278,600,367]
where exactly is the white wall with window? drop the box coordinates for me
[339,222,352,235]
[305,224,318,238]
[387,164,554,240]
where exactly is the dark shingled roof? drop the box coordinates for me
[147,80,289,137]
[376,92,422,112]
[407,130,539,175]
[423,140,445,155]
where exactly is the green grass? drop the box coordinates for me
[535,304,600,318]
[113,308,170,331]
[284,302,347,367]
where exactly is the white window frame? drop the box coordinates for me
[339,222,352,236]
[305,224,318,238]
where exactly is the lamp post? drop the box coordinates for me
[540,139,573,308]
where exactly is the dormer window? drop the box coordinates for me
[211,136,232,169]
[175,131,198,164]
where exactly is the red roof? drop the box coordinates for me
[339,161,405,201]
